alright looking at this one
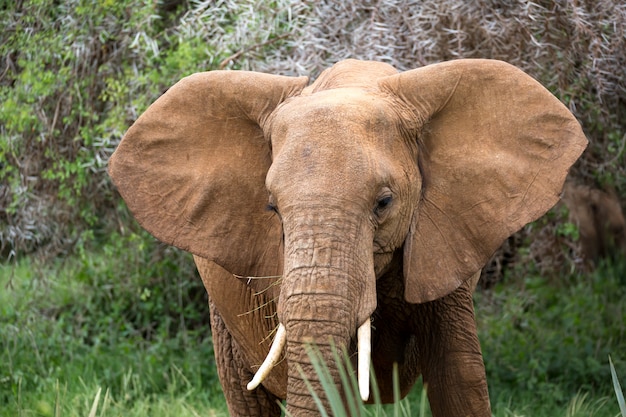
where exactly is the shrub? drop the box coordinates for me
[2,0,624,270]
[0,0,163,257]
[0,230,218,413]
[476,258,626,405]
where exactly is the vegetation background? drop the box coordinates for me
[1,0,625,416]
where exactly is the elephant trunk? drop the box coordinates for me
[284,309,350,416]
[276,208,377,416]
[283,316,372,415]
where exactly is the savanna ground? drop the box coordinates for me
[1,1,625,416]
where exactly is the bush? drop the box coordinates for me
[0,0,302,259]
[476,258,626,405]
[0,0,160,257]
[0,231,215,408]
[2,0,624,270]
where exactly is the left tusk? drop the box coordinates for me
[247,323,286,391]
[357,318,371,402]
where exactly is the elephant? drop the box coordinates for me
[108,59,587,416]
[562,182,626,265]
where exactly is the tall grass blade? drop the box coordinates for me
[100,388,111,416]
[54,379,61,417]
[330,345,361,417]
[17,377,22,417]
[293,366,331,417]
[610,355,626,417]
[290,345,337,417]
[419,384,428,417]
[88,387,102,417]
[565,392,588,417]
[368,363,384,415]
[306,345,347,417]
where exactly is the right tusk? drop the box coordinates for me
[357,318,371,402]
[247,323,286,391]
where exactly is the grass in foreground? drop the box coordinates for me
[0,235,227,416]
[1,240,625,416]
[298,346,618,417]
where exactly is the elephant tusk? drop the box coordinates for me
[357,319,371,402]
[247,323,287,391]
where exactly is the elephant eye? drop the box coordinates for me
[266,196,281,219]
[266,202,279,214]
[374,195,393,217]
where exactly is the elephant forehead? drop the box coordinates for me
[265,90,419,205]
[272,89,398,138]
[267,133,380,202]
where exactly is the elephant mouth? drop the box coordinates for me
[246,318,373,401]
[373,249,396,277]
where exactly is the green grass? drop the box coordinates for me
[610,355,626,417]
[7,369,225,417]
[0,234,227,416]
[476,259,626,410]
[297,347,618,417]
[1,237,625,416]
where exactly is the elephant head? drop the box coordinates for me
[108,59,587,415]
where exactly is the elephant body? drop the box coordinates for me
[198,255,486,415]
[109,59,587,416]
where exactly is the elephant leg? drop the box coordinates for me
[414,279,491,417]
[209,299,282,417]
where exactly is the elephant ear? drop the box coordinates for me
[380,59,587,303]
[109,71,308,278]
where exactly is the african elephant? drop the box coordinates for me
[108,59,587,416]
[562,182,626,265]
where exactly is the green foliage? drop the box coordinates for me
[555,221,580,242]
[293,345,426,417]
[0,234,222,416]
[0,0,164,256]
[476,259,626,407]
[610,356,626,417]
[0,0,304,258]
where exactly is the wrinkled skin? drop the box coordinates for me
[108,59,587,416]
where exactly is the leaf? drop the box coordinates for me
[610,355,626,417]
[88,387,102,417]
